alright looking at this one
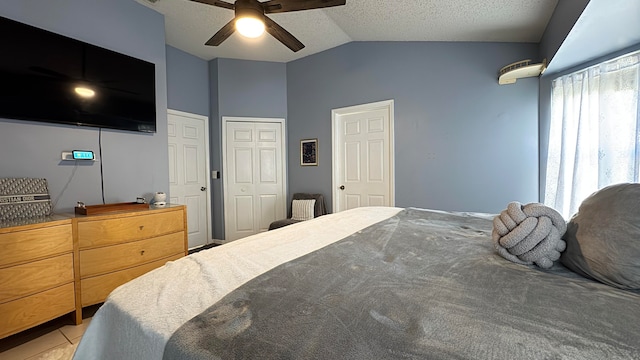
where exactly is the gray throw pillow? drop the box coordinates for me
[560,183,640,290]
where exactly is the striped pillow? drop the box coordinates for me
[291,199,316,221]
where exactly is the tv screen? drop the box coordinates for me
[0,16,156,133]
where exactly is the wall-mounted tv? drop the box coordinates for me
[0,16,156,133]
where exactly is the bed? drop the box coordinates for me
[73,206,640,360]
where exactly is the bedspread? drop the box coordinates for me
[163,208,640,360]
[73,206,403,360]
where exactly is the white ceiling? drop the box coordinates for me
[135,0,559,63]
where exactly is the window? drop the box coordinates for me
[544,50,640,219]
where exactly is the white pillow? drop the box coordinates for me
[291,199,316,221]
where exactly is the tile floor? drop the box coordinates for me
[0,305,100,360]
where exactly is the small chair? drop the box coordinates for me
[268,193,327,230]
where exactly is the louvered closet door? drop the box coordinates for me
[225,120,285,241]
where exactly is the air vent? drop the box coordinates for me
[498,59,546,85]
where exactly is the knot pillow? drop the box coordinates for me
[493,202,567,269]
[561,183,640,290]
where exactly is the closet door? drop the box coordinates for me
[224,119,286,241]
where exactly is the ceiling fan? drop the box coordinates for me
[190,0,346,52]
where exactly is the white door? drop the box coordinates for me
[332,100,395,212]
[223,117,286,241]
[168,110,211,249]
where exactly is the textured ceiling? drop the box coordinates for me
[135,0,559,63]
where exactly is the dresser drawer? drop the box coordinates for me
[77,210,184,248]
[80,231,185,277]
[0,224,73,267]
[0,282,76,339]
[0,253,74,303]
[81,253,183,306]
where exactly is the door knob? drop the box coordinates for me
[339,185,345,190]
[201,187,207,191]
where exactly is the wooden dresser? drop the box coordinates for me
[0,216,79,339]
[75,205,188,307]
[0,204,187,339]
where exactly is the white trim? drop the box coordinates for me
[167,109,213,246]
[222,116,286,124]
[331,99,395,213]
[221,116,288,241]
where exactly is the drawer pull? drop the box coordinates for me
[140,250,145,255]
[139,225,144,231]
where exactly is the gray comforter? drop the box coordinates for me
[164,208,640,360]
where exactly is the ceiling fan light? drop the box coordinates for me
[74,86,95,98]
[236,17,265,38]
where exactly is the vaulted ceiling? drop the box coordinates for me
[135,0,559,62]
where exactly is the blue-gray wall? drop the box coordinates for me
[209,59,287,239]
[166,45,210,117]
[5,0,625,237]
[538,0,589,68]
[287,42,540,214]
[0,0,168,213]
[542,0,640,74]
[209,60,221,239]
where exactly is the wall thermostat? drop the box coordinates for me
[61,150,96,161]
[72,150,95,160]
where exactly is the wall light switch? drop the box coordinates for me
[211,170,219,179]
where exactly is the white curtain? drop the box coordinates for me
[544,50,640,219]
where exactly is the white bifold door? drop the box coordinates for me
[223,118,286,241]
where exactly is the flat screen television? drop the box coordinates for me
[0,16,156,133]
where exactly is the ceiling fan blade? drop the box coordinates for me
[29,66,69,80]
[189,0,235,10]
[262,0,345,14]
[205,19,236,46]
[264,16,304,52]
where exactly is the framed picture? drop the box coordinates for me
[300,138,318,166]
